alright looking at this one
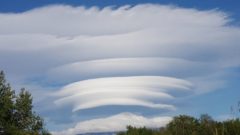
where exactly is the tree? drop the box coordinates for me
[118,114,240,135]
[199,114,216,135]
[223,118,240,135]
[126,126,154,135]
[0,71,51,135]
[166,115,199,135]
[14,88,47,135]
[0,71,15,135]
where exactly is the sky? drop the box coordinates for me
[0,0,240,134]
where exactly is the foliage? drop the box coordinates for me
[0,71,51,135]
[118,114,240,135]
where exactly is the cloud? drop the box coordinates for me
[0,4,239,81]
[54,76,193,112]
[52,112,172,135]
[0,4,229,36]
[0,3,239,133]
[48,57,217,82]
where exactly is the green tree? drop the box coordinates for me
[126,126,154,135]
[0,71,16,134]
[166,115,199,135]
[118,114,240,135]
[0,71,51,135]
[223,118,240,135]
[199,114,216,135]
[14,88,46,135]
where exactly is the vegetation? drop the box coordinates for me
[118,114,240,135]
[0,71,51,135]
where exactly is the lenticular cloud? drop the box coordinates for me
[55,76,193,111]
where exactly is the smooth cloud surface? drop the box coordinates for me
[0,4,240,133]
[52,112,172,135]
[55,76,193,112]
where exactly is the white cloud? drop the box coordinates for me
[54,76,192,112]
[48,57,217,82]
[52,112,172,135]
[0,4,239,81]
[0,4,229,36]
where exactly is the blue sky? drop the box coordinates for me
[0,0,240,12]
[1,0,240,23]
[0,0,240,134]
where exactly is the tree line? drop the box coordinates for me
[0,71,51,135]
[117,114,240,135]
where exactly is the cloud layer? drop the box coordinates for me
[52,112,172,135]
[0,4,239,133]
[55,76,193,112]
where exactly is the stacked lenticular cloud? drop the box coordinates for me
[55,76,193,112]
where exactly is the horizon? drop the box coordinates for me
[0,0,240,135]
